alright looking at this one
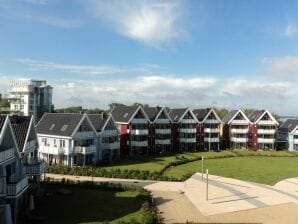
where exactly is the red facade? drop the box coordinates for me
[196,124,204,150]
[248,124,258,150]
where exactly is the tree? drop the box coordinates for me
[243,108,255,117]
[108,102,126,111]
[132,102,143,107]
[214,108,229,119]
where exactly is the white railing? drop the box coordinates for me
[131,119,148,124]
[130,129,148,135]
[130,141,148,147]
[155,139,171,145]
[179,138,196,143]
[204,128,219,133]
[6,177,28,196]
[204,119,219,124]
[39,147,67,155]
[231,120,249,125]
[231,137,247,143]
[180,128,196,133]
[204,137,219,142]
[258,138,275,144]
[0,148,15,164]
[181,119,197,124]
[231,128,248,134]
[258,120,276,125]
[155,129,171,134]
[102,130,118,137]
[74,145,96,154]
[73,131,94,139]
[25,161,46,176]
[102,142,120,150]
[155,119,170,124]
[257,129,276,134]
[25,139,37,152]
[294,139,298,144]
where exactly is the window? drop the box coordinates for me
[60,139,65,147]
[61,125,68,131]
[50,124,55,130]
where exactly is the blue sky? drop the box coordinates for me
[0,0,298,115]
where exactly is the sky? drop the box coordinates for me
[0,0,298,115]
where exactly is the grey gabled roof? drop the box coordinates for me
[143,107,162,122]
[0,116,6,133]
[193,108,211,122]
[222,110,239,124]
[36,113,84,137]
[9,115,33,152]
[248,110,266,123]
[279,119,298,133]
[111,106,139,123]
[88,114,108,132]
[169,108,188,123]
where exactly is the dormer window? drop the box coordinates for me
[49,124,55,130]
[61,125,68,131]
[123,113,128,118]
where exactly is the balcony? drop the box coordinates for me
[73,131,94,139]
[74,145,96,154]
[231,120,249,125]
[205,119,219,124]
[258,120,276,125]
[181,119,196,124]
[155,129,171,134]
[231,137,247,143]
[204,128,219,133]
[6,177,28,197]
[258,138,275,144]
[204,137,219,143]
[25,160,46,176]
[0,148,15,164]
[257,129,276,134]
[155,119,170,124]
[39,147,66,155]
[294,139,298,144]
[180,138,196,143]
[102,142,120,150]
[130,129,148,135]
[180,128,196,133]
[102,130,118,137]
[231,128,248,134]
[131,119,148,124]
[131,141,148,147]
[155,139,171,145]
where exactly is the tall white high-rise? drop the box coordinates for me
[7,79,53,121]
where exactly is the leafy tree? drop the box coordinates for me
[243,108,255,117]
[214,108,229,119]
[132,102,143,107]
[108,102,126,111]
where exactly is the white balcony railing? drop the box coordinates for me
[181,119,196,124]
[102,142,120,150]
[25,161,46,176]
[258,120,276,125]
[155,129,171,134]
[231,137,247,143]
[294,139,298,144]
[155,119,170,124]
[204,128,220,133]
[39,147,67,155]
[131,119,148,124]
[6,177,28,197]
[179,138,196,143]
[0,148,15,164]
[204,137,219,143]
[155,139,171,145]
[73,131,94,139]
[180,128,196,133]
[258,138,275,144]
[231,120,249,125]
[102,130,118,137]
[257,129,276,134]
[130,141,148,147]
[130,129,148,135]
[74,145,96,154]
[204,119,219,124]
[231,128,248,134]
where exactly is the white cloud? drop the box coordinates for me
[284,24,298,37]
[84,0,188,48]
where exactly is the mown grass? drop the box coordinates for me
[164,156,298,185]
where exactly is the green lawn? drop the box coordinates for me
[38,185,148,224]
[164,156,298,185]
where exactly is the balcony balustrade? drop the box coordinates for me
[179,138,196,143]
[131,119,148,124]
[204,137,219,142]
[25,160,46,176]
[155,129,171,134]
[231,128,248,134]
[180,128,196,133]
[204,128,220,133]
[102,130,118,137]
[257,129,276,134]
[181,119,196,124]
[130,141,148,147]
[0,148,15,164]
[231,137,247,143]
[231,120,249,125]
[74,145,96,154]
[294,139,298,144]
[73,131,94,139]
[102,142,120,150]
[258,120,276,125]
[6,176,28,197]
[155,139,171,145]
[204,119,219,124]
[258,138,275,144]
[130,129,148,135]
[155,119,170,124]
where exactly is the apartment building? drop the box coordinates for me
[222,109,251,150]
[88,114,120,162]
[276,119,298,151]
[36,113,98,166]
[6,80,53,122]
[111,106,150,157]
[143,106,172,154]
[169,108,198,151]
[248,110,279,150]
[0,116,29,224]
[193,108,221,151]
